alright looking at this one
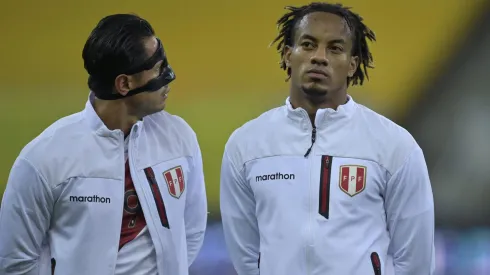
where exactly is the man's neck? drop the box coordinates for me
[93,98,138,136]
[289,90,347,124]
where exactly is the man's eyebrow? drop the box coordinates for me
[329,39,346,44]
[298,35,347,45]
[298,34,318,42]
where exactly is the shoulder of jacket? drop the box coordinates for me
[18,112,89,184]
[145,111,198,157]
[20,111,86,159]
[147,111,196,137]
[226,106,284,147]
[224,106,284,167]
[355,104,418,173]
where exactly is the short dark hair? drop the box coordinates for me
[271,2,376,86]
[82,14,155,96]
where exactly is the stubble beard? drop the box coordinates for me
[301,84,329,105]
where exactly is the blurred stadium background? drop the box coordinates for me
[1,0,490,274]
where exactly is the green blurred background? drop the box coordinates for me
[2,1,490,273]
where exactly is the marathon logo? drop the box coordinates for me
[255,172,295,182]
[69,195,111,204]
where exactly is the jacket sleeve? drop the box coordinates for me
[220,148,260,275]
[184,134,207,266]
[0,157,53,275]
[385,146,435,275]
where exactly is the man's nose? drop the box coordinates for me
[310,48,328,66]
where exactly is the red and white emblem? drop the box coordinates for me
[339,165,367,197]
[163,166,185,199]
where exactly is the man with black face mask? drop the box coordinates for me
[0,14,207,275]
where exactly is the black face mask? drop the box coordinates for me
[96,38,176,100]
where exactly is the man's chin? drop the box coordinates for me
[157,102,166,111]
[302,84,328,97]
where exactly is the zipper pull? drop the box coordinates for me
[304,127,317,157]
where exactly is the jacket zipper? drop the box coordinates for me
[371,252,382,275]
[51,258,56,275]
[128,126,170,275]
[304,124,316,275]
[111,132,126,272]
[318,155,333,219]
[144,167,170,228]
[304,126,317,157]
[258,252,260,274]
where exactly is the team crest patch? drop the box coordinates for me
[339,165,366,197]
[163,166,185,199]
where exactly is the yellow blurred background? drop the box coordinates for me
[2,1,490,274]
[0,0,487,214]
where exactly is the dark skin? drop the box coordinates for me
[284,12,359,124]
[93,36,171,136]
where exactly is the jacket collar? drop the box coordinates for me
[83,91,143,138]
[285,94,357,129]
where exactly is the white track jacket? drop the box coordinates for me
[220,96,435,275]
[0,93,207,275]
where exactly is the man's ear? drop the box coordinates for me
[114,74,131,96]
[348,56,359,78]
[283,45,293,68]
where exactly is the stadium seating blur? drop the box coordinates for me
[1,1,489,274]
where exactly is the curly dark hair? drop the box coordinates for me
[271,2,376,86]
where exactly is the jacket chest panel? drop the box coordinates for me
[318,156,387,222]
[54,177,123,226]
[136,156,191,225]
[245,155,387,224]
[246,156,310,229]
[50,177,124,260]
